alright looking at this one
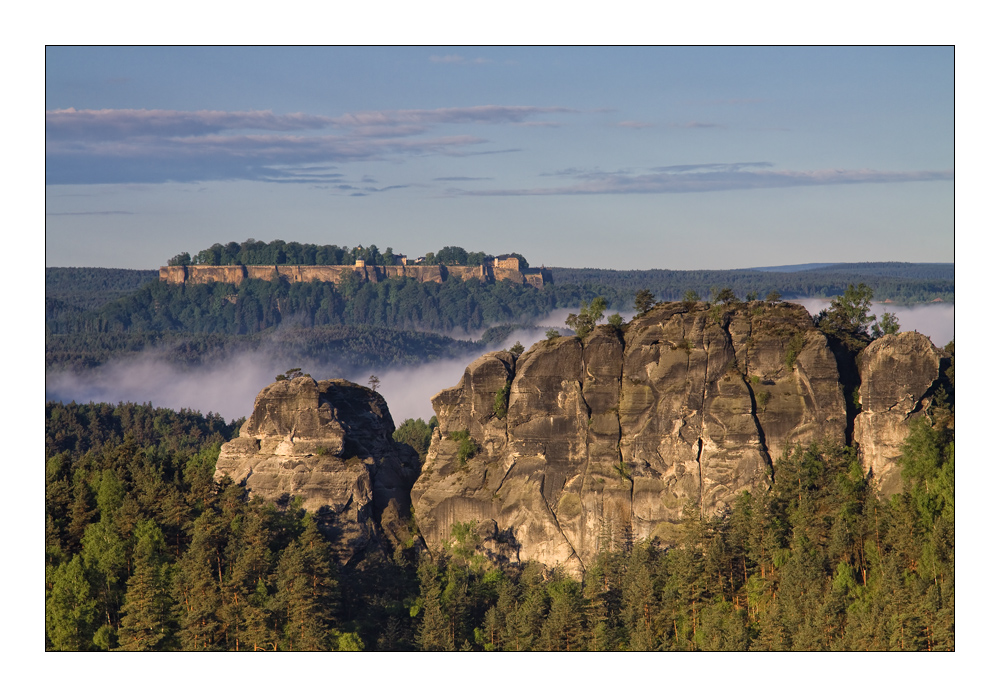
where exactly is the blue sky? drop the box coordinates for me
[45,46,954,270]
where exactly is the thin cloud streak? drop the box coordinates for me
[669,121,724,129]
[46,108,337,139]
[46,210,133,216]
[46,105,573,185]
[458,165,955,196]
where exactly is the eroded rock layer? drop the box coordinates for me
[855,331,948,496]
[215,377,420,563]
[412,302,857,575]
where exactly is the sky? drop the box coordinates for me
[44,46,955,270]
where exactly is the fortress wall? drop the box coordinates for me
[247,266,278,281]
[160,263,544,288]
[294,266,351,284]
[160,266,188,283]
[494,257,521,270]
[493,267,526,284]
[187,265,247,284]
[449,265,489,282]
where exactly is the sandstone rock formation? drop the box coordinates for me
[854,331,949,496]
[214,376,420,563]
[214,302,951,576]
[411,301,849,576]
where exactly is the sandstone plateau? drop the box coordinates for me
[215,301,951,576]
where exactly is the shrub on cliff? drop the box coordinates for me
[565,297,607,338]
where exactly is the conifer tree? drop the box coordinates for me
[416,558,451,651]
[46,555,99,651]
[118,520,175,650]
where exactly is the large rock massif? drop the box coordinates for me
[214,377,420,563]
[410,302,949,576]
[215,301,951,576]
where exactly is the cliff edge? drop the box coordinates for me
[410,301,946,576]
[214,376,420,563]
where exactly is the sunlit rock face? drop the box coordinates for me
[215,376,420,563]
[411,301,848,577]
[215,305,949,575]
[855,332,949,496]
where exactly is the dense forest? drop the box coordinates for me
[549,262,954,305]
[45,251,953,407]
[45,383,955,650]
[166,240,526,269]
[45,326,484,373]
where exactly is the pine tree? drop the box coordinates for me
[274,517,337,651]
[416,558,451,651]
[118,520,174,650]
[174,510,227,650]
[46,555,99,650]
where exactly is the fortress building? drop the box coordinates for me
[160,256,552,290]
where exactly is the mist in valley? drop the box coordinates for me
[792,298,954,346]
[44,324,563,425]
[44,301,952,428]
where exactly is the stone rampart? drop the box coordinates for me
[159,263,548,288]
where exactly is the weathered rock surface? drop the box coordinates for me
[214,303,950,576]
[855,331,948,496]
[411,301,849,576]
[215,376,420,563]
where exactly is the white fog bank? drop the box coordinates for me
[45,302,952,427]
[791,299,954,347]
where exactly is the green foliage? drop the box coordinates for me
[393,417,438,464]
[607,313,624,330]
[545,329,560,340]
[566,296,607,338]
[816,283,877,351]
[550,263,953,306]
[509,341,525,358]
[711,287,738,305]
[633,288,655,315]
[682,289,700,310]
[872,311,901,338]
[765,290,782,303]
[755,389,771,410]
[46,394,953,652]
[784,332,806,371]
[493,380,512,419]
[448,430,480,466]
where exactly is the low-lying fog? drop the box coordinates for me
[791,298,954,347]
[45,301,952,426]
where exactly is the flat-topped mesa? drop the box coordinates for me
[214,376,421,564]
[159,260,553,289]
[411,300,852,577]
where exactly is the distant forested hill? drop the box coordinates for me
[45,261,953,372]
[45,326,482,372]
[46,268,158,311]
[549,262,954,304]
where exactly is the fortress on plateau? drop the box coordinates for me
[159,254,553,289]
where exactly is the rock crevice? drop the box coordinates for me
[411,301,903,577]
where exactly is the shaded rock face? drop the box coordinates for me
[411,302,848,577]
[215,377,420,563]
[855,332,948,496]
